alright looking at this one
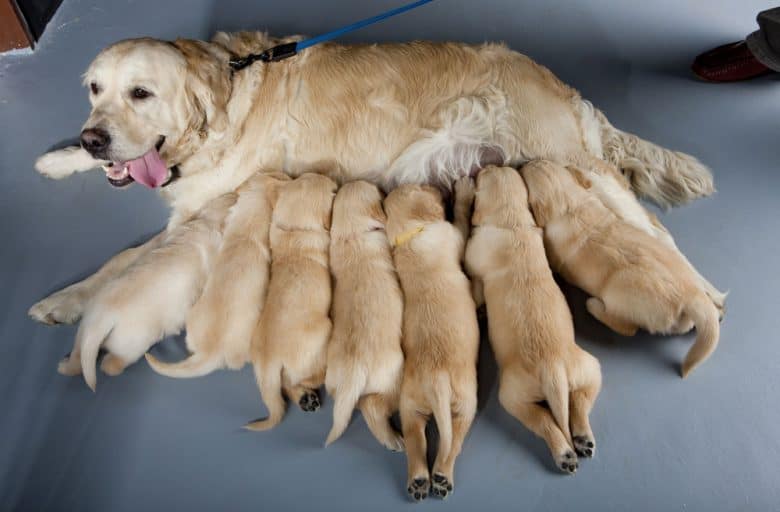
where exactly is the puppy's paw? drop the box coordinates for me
[34,146,105,179]
[430,473,453,500]
[100,353,127,376]
[298,390,321,412]
[29,286,88,325]
[57,354,82,376]
[556,449,578,474]
[573,435,596,458]
[406,476,429,501]
[384,433,405,453]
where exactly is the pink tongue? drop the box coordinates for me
[122,149,168,188]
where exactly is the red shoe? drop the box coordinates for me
[691,40,773,82]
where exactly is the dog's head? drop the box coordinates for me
[520,160,589,227]
[80,37,231,188]
[383,184,444,241]
[473,166,535,229]
[331,181,386,238]
[274,173,338,232]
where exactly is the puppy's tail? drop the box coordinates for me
[244,363,286,431]
[430,373,453,463]
[78,312,115,392]
[144,351,222,379]
[542,363,571,443]
[584,100,715,208]
[681,294,721,378]
[325,369,365,447]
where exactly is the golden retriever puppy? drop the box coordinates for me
[384,185,479,501]
[245,173,336,431]
[521,160,721,378]
[67,193,236,390]
[146,172,290,377]
[324,181,405,451]
[464,166,602,473]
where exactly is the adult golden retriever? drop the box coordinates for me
[30,31,717,329]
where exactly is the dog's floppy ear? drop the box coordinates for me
[567,165,593,190]
[174,39,232,134]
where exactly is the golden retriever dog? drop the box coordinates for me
[384,185,479,501]
[521,160,721,378]
[31,32,716,330]
[464,166,601,474]
[145,172,290,378]
[245,173,336,431]
[324,181,405,451]
[65,193,236,390]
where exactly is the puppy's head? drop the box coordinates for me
[472,166,536,229]
[274,173,337,231]
[331,181,386,238]
[521,160,588,226]
[81,38,231,188]
[383,184,444,242]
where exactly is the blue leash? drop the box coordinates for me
[229,0,436,70]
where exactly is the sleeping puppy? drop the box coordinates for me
[521,160,720,378]
[146,172,290,377]
[464,166,602,473]
[245,173,336,431]
[325,181,405,451]
[384,185,479,501]
[66,192,236,390]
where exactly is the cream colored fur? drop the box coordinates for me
[145,172,290,378]
[324,181,404,451]
[464,166,601,473]
[385,185,479,501]
[244,173,336,431]
[65,193,235,390]
[521,160,720,378]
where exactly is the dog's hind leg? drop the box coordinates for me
[569,354,601,459]
[401,401,430,501]
[360,393,404,452]
[585,297,638,336]
[431,395,475,499]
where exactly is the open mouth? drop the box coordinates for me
[104,136,169,188]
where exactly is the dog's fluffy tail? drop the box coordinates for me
[582,101,715,208]
[78,312,115,392]
[325,369,366,447]
[430,373,453,463]
[244,363,286,431]
[681,294,721,378]
[542,363,571,443]
[144,351,222,379]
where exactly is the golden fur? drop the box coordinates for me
[324,181,404,451]
[145,172,290,377]
[245,173,336,431]
[464,166,601,473]
[521,160,720,378]
[384,185,479,501]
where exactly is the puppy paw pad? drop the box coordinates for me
[557,451,578,474]
[298,390,321,412]
[431,473,453,499]
[573,435,596,458]
[407,477,429,501]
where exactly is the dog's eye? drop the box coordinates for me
[131,87,152,100]
[90,82,100,95]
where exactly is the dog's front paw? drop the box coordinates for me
[573,435,595,458]
[35,146,83,179]
[57,354,82,376]
[556,449,578,474]
[29,286,88,325]
[406,476,430,501]
[430,473,453,499]
[298,390,321,412]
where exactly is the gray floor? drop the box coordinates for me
[1,0,779,510]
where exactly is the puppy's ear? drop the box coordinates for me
[368,200,388,226]
[174,39,232,134]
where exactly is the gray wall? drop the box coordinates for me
[1,1,778,511]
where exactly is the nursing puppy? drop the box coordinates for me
[465,166,601,473]
[384,185,479,501]
[324,181,404,451]
[68,193,236,390]
[146,172,290,377]
[521,160,720,378]
[245,173,336,431]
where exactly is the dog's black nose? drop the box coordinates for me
[80,128,111,155]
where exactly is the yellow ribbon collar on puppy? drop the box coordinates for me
[393,226,424,247]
